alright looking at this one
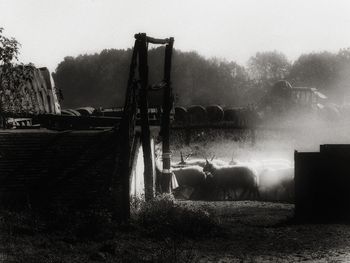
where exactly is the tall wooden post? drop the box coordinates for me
[137,33,154,201]
[161,38,174,193]
[112,33,174,220]
[111,39,138,222]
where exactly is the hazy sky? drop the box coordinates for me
[1,0,350,72]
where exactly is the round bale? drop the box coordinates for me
[75,107,95,116]
[174,106,188,124]
[223,107,242,126]
[61,109,81,116]
[187,105,207,124]
[206,105,224,123]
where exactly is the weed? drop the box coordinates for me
[134,193,221,239]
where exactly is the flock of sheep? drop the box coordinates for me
[155,147,294,202]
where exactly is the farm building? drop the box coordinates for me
[0,33,175,221]
[295,144,350,222]
[0,129,158,220]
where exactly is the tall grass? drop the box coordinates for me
[132,193,222,239]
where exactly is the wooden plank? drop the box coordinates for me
[161,38,174,193]
[111,38,139,222]
[137,33,154,201]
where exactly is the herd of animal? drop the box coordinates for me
[155,149,294,202]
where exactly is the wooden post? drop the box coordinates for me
[111,39,138,222]
[161,38,174,193]
[137,33,154,201]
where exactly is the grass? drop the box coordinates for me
[0,194,223,262]
[2,199,350,262]
[132,193,222,239]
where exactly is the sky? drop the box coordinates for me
[1,0,350,72]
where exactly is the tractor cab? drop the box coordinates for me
[258,80,328,126]
[291,87,327,111]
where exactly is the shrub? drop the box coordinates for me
[130,194,145,214]
[134,193,221,238]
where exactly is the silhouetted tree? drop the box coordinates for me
[288,51,339,100]
[54,46,350,108]
[53,49,132,108]
[54,48,251,108]
[248,51,291,89]
[335,48,350,103]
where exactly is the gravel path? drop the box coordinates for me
[178,201,350,262]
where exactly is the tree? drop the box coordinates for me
[54,48,252,108]
[248,51,291,89]
[335,48,350,103]
[0,28,35,126]
[288,52,339,100]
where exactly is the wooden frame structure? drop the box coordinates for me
[111,33,174,221]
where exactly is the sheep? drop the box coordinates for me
[155,149,207,199]
[203,160,259,200]
[173,158,228,168]
[171,166,208,200]
[172,152,228,168]
[172,166,207,187]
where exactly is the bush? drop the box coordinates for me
[134,193,221,238]
[130,194,145,214]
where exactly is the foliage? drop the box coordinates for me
[248,51,291,89]
[287,50,350,103]
[0,28,35,116]
[133,193,221,239]
[335,48,350,102]
[53,49,131,109]
[54,44,350,108]
[288,52,338,90]
[54,47,251,108]
[0,27,19,64]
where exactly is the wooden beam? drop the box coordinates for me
[138,34,154,201]
[161,38,174,193]
[111,39,138,222]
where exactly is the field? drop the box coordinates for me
[177,200,350,262]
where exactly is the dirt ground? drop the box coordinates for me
[179,201,350,262]
[2,201,350,262]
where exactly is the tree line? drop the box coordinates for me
[54,47,350,109]
[2,27,350,111]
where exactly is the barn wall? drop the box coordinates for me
[0,130,124,213]
[295,146,350,222]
